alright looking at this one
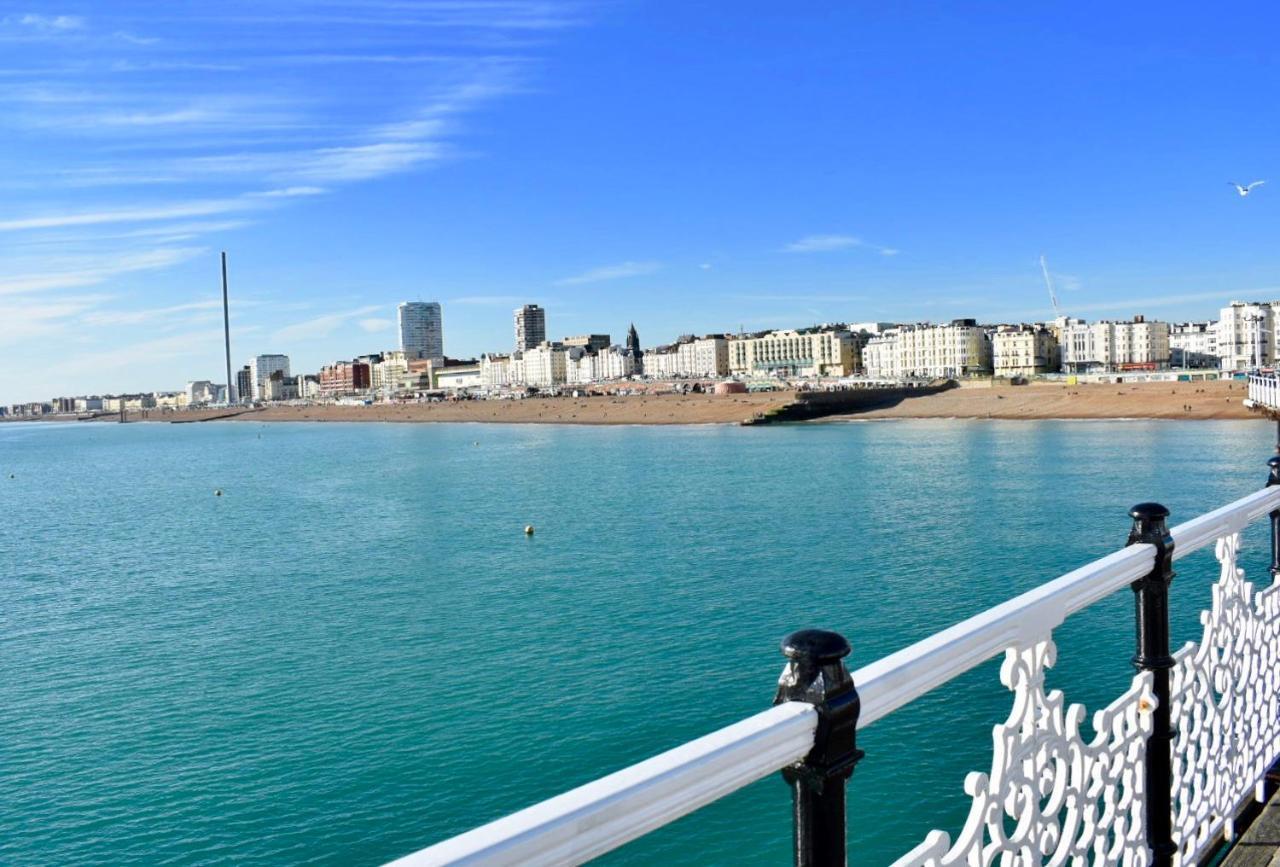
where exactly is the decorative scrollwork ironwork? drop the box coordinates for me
[1169,532,1280,863]
[894,640,1156,866]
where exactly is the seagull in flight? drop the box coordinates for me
[1231,180,1266,197]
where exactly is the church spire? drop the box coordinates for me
[626,323,643,374]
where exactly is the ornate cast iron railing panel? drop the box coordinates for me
[1169,533,1280,864]
[892,641,1155,866]
[895,529,1280,867]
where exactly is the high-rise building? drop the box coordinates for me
[514,304,546,352]
[235,365,252,404]
[249,354,291,401]
[398,301,444,361]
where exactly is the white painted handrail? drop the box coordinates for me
[388,702,818,867]
[855,484,1280,729]
[1171,485,1280,559]
[388,484,1280,867]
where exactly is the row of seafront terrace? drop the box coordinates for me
[21,289,1275,414]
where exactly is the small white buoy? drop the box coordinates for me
[524,525,534,536]
[214,489,223,497]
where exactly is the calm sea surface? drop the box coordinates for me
[1,418,1275,865]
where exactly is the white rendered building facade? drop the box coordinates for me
[372,350,409,395]
[1059,317,1171,372]
[1218,302,1279,371]
[864,321,991,379]
[726,328,857,378]
[566,347,638,384]
[186,380,219,406]
[480,354,514,389]
[248,354,291,400]
[1169,322,1220,369]
[861,330,901,379]
[522,343,567,388]
[991,326,1060,377]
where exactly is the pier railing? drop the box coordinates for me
[1249,373,1280,411]
[389,457,1280,867]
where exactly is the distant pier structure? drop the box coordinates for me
[1246,373,1280,452]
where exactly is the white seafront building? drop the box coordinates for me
[372,350,409,396]
[186,380,223,406]
[641,335,729,379]
[726,328,857,378]
[248,354,290,401]
[991,325,1060,377]
[1218,301,1280,371]
[521,342,568,388]
[863,320,991,379]
[1059,316,1170,373]
[1169,321,1220,369]
[567,346,639,384]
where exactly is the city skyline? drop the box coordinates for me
[5,3,1280,403]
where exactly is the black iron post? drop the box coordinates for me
[774,629,862,867]
[1127,503,1176,867]
[1268,457,1280,578]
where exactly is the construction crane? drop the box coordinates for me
[1039,254,1062,320]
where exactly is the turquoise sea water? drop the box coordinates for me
[1,418,1276,865]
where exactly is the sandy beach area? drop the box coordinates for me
[166,391,798,425]
[839,379,1257,421]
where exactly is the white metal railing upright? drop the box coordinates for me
[1249,372,1280,410]
[388,458,1280,867]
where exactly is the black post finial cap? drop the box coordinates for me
[1129,502,1170,523]
[781,629,851,665]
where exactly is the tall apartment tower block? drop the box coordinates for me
[514,304,546,352]
[398,301,444,362]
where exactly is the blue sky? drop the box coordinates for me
[3,1,1279,402]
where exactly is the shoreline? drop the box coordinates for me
[6,380,1263,426]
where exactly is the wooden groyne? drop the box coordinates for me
[168,408,259,424]
[741,381,957,425]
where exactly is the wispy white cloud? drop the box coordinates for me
[44,328,232,378]
[358,317,393,332]
[82,299,227,327]
[0,294,110,344]
[272,305,386,342]
[0,247,205,294]
[974,290,1236,323]
[784,234,862,253]
[450,294,529,306]
[555,261,661,285]
[783,234,898,256]
[735,293,868,303]
[0,187,322,232]
[7,14,85,32]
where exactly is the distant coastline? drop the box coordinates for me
[7,380,1261,425]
